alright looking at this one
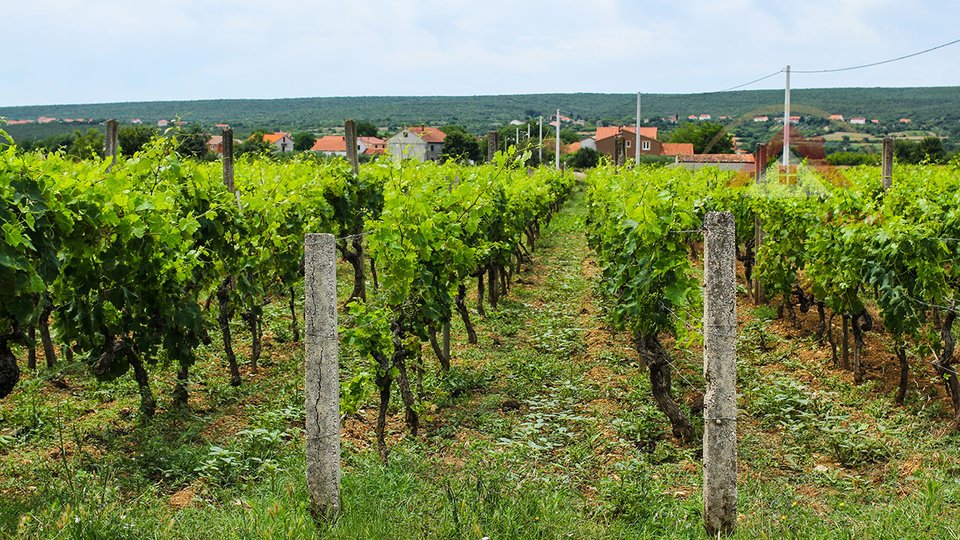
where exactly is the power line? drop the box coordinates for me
[793,37,960,74]
[716,69,785,93]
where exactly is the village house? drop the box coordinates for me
[310,135,387,157]
[387,126,446,161]
[849,117,866,125]
[593,126,694,161]
[263,132,294,153]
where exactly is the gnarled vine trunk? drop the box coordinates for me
[0,340,20,400]
[636,334,695,444]
[934,309,959,418]
[455,284,477,344]
[338,237,367,303]
[217,280,242,386]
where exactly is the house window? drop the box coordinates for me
[626,140,631,148]
[430,144,435,152]
[642,141,651,151]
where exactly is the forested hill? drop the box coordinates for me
[2,86,958,136]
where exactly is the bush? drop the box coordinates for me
[825,152,881,166]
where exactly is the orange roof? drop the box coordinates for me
[406,126,446,143]
[568,142,581,153]
[358,136,386,146]
[661,142,694,156]
[595,126,659,141]
[263,132,290,144]
[311,135,346,152]
[678,154,755,163]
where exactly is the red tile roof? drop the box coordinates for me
[677,154,755,163]
[311,135,346,152]
[661,143,694,156]
[407,126,446,143]
[595,126,659,142]
[263,132,290,144]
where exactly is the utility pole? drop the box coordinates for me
[538,116,543,164]
[516,127,520,149]
[782,65,791,167]
[555,109,560,170]
[635,93,642,163]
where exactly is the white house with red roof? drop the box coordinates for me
[387,126,446,161]
[263,132,294,153]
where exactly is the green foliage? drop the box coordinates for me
[668,121,733,154]
[565,147,599,169]
[825,151,881,166]
[439,129,481,163]
[175,124,212,159]
[118,125,158,157]
[292,131,315,152]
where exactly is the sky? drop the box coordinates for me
[2,0,958,106]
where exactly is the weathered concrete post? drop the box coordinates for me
[702,211,738,536]
[753,144,766,304]
[881,136,894,190]
[614,134,626,167]
[104,119,119,171]
[222,127,235,192]
[304,233,340,521]
[487,131,499,162]
[345,120,359,176]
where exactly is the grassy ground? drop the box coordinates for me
[2,189,960,539]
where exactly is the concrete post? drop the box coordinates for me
[538,116,543,164]
[487,131,499,162]
[304,233,340,521]
[222,127,235,192]
[345,120,359,176]
[104,119,119,171]
[702,211,738,537]
[881,136,894,190]
[555,109,561,170]
[635,92,642,164]
[753,144,766,304]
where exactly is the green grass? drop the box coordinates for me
[2,188,960,538]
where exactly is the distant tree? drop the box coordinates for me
[918,136,946,163]
[175,124,211,159]
[236,131,272,157]
[559,128,580,145]
[293,131,316,152]
[356,121,379,137]
[118,125,158,157]
[565,147,599,169]
[894,140,922,164]
[669,122,733,154]
[440,130,481,163]
[67,129,104,160]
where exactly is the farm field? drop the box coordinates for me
[2,140,960,538]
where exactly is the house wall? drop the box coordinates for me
[595,132,662,160]
[273,136,294,153]
[387,131,428,161]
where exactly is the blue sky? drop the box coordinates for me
[2,0,958,106]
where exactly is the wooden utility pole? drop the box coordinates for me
[487,131,499,162]
[782,65,791,168]
[881,136,894,190]
[222,127,235,192]
[555,109,561,170]
[305,233,341,521]
[635,93,642,163]
[703,211,738,537]
[345,120,359,175]
[104,119,119,171]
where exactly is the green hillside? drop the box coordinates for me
[2,87,958,141]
